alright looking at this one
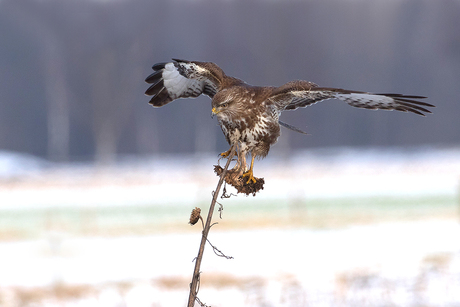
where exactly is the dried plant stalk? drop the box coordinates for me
[187,144,236,307]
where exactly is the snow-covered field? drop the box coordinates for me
[0,146,459,306]
[1,146,460,208]
[0,221,459,306]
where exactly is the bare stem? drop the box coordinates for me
[187,144,236,307]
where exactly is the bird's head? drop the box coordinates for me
[211,90,240,120]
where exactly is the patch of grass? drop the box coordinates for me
[217,195,458,229]
[0,195,457,240]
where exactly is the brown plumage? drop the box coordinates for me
[145,59,434,184]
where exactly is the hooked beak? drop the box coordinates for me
[211,107,220,118]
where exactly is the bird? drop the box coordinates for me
[145,59,434,184]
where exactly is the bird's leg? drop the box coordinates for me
[234,148,246,177]
[242,154,256,184]
[222,143,245,177]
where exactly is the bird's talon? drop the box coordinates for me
[220,149,231,158]
[242,171,257,184]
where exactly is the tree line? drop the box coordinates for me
[0,0,458,163]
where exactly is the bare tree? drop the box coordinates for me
[6,0,71,161]
[43,31,70,161]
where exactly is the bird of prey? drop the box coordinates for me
[145,59,433,184]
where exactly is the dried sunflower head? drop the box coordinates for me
[189,207,201,225]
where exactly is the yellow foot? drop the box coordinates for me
[242,170,257,184]
[219,149,231,158]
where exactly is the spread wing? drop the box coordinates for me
[269,80,434,116]
[145,59,243,107]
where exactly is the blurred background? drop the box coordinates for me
[0,0,460,306]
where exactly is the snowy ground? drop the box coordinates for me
[1,145,460,208]
[0,222,459,306]
[0,146,459,306]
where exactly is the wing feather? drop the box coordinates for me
[269,81,434,116]
[145,59,242,107]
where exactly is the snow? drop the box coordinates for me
[0,151,49,178]
[0,221,459,306]
[0,146,460,306]
[1,145,460,210]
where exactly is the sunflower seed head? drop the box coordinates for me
[189,207,201,225]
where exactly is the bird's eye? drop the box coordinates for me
[221,103,228,108]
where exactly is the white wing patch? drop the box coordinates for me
[162,63,203,99]
[335,93,395,109]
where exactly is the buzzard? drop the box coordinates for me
[145,59,434,185]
